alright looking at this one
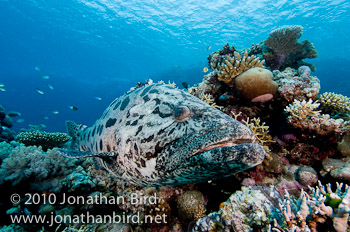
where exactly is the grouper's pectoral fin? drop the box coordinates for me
[57,149,118,158]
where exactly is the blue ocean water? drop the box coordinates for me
[0,0,349,132]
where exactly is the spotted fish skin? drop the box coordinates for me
[63,83,265,187]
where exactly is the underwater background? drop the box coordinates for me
[0,0,349,132]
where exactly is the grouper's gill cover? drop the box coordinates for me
[60,84,265,187]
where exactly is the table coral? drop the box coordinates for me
[15,130,71,151]
[318,92,350,114]
[273,67,320,103]
[217,50,265,86]
[264,26,318,71]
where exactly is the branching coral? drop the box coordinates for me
[15,131,71,151]
[285,99,349,135]
[240,116,275,147]
[318,92,350,114]
[285,99,321,119]
[269,181,350,232]
[217,50,265,86]
[200,93,223,110]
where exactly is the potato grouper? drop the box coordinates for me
[59,83,265,187]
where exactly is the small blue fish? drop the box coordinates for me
[94,97,102,101]
[52,111,59,115]
[35,88,44,95]
[69,106,78,111]
[41,75,50,80]
[48,84,54,90]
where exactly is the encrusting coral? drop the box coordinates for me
[284,99,349,135]
[318,92,350,114]
[273,66,320,103]
[15,130,71,151]
[217,50,265,86]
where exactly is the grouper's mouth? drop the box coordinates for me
[191,134,256,158]
[156,124,262,173]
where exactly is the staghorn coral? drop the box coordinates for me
[284,99,349,135]
[273,67,320,103]
[236,114,275,147]
[285,99,321,119]
[318,92,350,114]
[200,93,223,110]
[0,144,77,192]
[217,50,265,86]
[15,130,70,151]
[269,181,350,232]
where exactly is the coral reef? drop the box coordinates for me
[265,25,303,57]
[217,50,265,86]
[0,105,16,142]
[15,130,71,151]
[193,186,280,232]
[338,132,350,157]
[270,181,350,232]
[284,99,349,135]
[177,190,206,222]
[235,67,278,102]
[0,143,77,192]
[318,92,350,114]
[320,158,350,181]
[273,67,320,103]
[264,26,318,71]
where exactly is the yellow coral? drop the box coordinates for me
[200,93,223,110]
[217,50,265,86]
[158,80,176,88]
[232,112,274,147]
[318,92,350,113]
[284,99,321,119]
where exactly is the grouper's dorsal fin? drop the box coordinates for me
[57,149,118,158]
[65,120,87,140]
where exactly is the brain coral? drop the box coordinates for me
[217,51,265,86]
[235,67,278,102]
[15,131,70,151]
[318,92,350,114]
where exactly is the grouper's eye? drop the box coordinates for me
[174,106,191,121]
